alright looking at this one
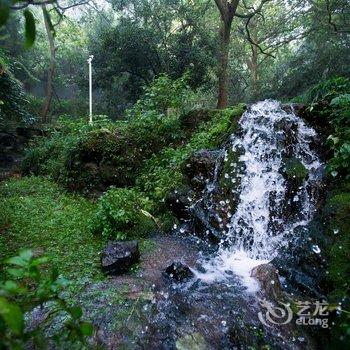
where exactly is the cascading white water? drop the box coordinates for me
[196,100,323,291]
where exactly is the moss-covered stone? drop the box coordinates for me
[324,190,350,292]
[176,332,208,350]
[283,157,308,182]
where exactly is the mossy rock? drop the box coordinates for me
[179,109,215,131]
[323,190,350,290]
[283,157,308,182]
[176,332,208,350]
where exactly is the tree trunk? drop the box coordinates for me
[249,19,259,100]
[41,4,56,123]
[217,20,232,109]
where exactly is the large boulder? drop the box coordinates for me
[101,240,140,275]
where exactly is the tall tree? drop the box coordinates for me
[213,0,270,108]
[41,5,56,122]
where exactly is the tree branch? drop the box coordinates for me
[236,0,271,19]
[245,16,275,58]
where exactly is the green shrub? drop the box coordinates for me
[130,73,194,116]
[22,102,183,191]
[137,105,245,203]
[137,147,187,203]
[327,93,350,178]
[0,249,93,349]
[306,78,350,348]
[306,77,350,179]
[306,76,350,105]
[90,187,156,239]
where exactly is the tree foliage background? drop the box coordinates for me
[0,0,349,116]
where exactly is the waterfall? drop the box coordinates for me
[195,100,323,291]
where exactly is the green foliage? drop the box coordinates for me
[0,249,93,349]
[0,177,104,280]
[90,187,155,239]
[306,77,350,179]
[322,184,350,348]
[130,74,193,116]
[137,147,187,203]
[22,76,191,191]
[0,3,37,47]
[303,78,350,348]
[307,76,350,104]
[137,105,245,203]
[89,2,216,113]
[0,49,34,132]
[23,9,36,48]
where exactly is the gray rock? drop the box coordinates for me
[251,263,282,301]
[165,261,194,282]
[101,240,140,275]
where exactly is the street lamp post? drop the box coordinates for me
[87,55,94,124]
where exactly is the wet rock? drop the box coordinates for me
[176,332,208,350]
[281,103,306,117]
[283,157,308,183]
[190,204,222,244]
[101,240,140,275]
[281,157,309,218]
[183,150,223,190]
[228,322,266,350]
[165,261,194,282]
[165,188,194,220]
[251,263,282,301]
[271,234,326,298]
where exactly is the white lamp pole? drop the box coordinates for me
[87,55,94,124]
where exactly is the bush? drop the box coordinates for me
[90,187,156,239]
[306,77,350,347]
[130,73,194,116]
[306,76,350,105]
[0,249,93,349]
[22,87,185,191]
[137,105,246,203]
[306,77,350,179]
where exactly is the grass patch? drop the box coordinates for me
[0,176,105,281]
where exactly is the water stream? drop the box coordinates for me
[194,100,323,291]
